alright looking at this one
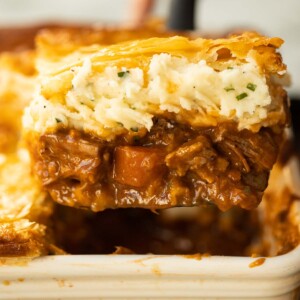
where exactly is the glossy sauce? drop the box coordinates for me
[33,118,281,212]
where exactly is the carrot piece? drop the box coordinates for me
[113,146,165,187]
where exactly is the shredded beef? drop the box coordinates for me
[33,119,281,211]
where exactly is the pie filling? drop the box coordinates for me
[33,118,281,212]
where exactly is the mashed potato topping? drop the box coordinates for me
[23,34,287,140]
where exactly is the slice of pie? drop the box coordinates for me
[24,32,289,211]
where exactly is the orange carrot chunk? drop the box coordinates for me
[113,146,165,188]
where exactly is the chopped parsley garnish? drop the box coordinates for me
[224,85,235,92]
[55,118,62,123]
[227,66,233,70]
[130,127,139,132]
[236,92,248,101]
[247,83,257,91]
[118,70,130,78]
[133,136,140,143]
[117,122,124,127]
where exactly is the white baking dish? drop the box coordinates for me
[0,247,299,300]
[0,158,299,300]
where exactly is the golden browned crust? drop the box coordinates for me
[0,51,36,153]
[39,32,285,75]
[36,23,175,60]
[0,152,54,257]
[258,155,300,256]
[0,51,36,75]
[0,23,99,52]
[0,220,48,257]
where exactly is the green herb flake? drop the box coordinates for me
[227,66,233,70]
[117,122,124,127]
[130,127,139,132]
[55,118,62,123]
[247,83,257,91]
[118,70,130,78]
[133,136,140,143]
[224,85,235,92]
[236,92,248,101]
[80,102,84,105]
